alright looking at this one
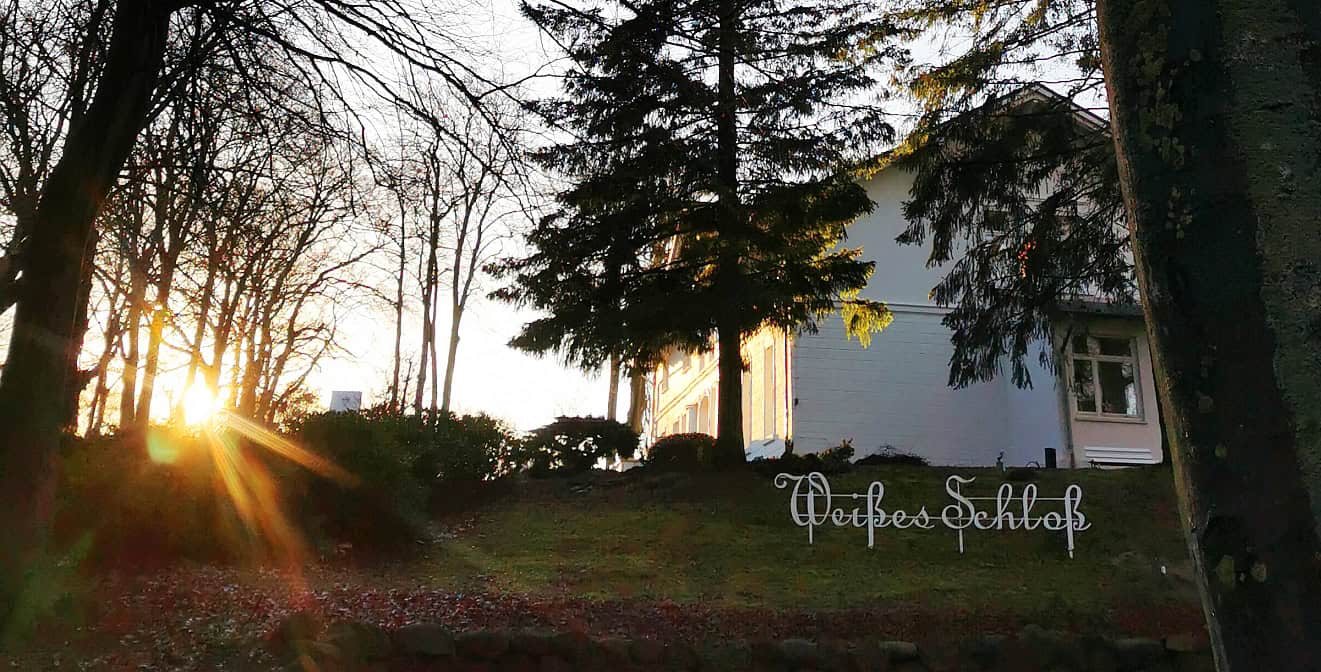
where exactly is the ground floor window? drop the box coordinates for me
[1069,334,1141,419]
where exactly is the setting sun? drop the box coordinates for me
[181,386,222,426]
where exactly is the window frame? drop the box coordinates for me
[1067,332,1146,423]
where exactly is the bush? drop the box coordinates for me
[749,439,855,476]
[57,428,246,566]
[56,409,527,565]
[401,411,524,484]
[853,444,930,467]
[523,416,639,475]
[646,433,745,472]
[288,411,428,548]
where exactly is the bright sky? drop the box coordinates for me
[298,0,612,431]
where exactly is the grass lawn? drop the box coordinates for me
[407,465,1197,623]
[3,464,1203,670]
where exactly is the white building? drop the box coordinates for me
[650,95,1164,468]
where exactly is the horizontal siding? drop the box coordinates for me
[792,309,1062,467]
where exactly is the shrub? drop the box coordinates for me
[294,410,523,531]
[646,433,745,472]
[819,440,855,471]
[57,409,528,564]
[749,440,855,476]
[524,416,640,475]
[403,411,523,484]
[287,411,428,548]
[853,444,930,467]
[56,428,243,566]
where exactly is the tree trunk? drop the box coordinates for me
[415,231,438,413]
[177,252,218,421]
[440,304,462,415]
[0,0,173,624]
[605,354,621,421]
[428,288,440,410]
[713,0,745,457]
[1096,0,1321,668]
[119,266,146,426]
[626,365,646,434]
[391,203,407,412]
[134,301,167,426]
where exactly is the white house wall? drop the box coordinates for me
[649,160,1160,468]
[788,168,1066,467]
[651,328,791,454]
[791,310,1063,466]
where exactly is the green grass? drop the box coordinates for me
[408,465,1195,619]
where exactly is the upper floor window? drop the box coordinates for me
[659,362,669,393]
[1069,334,1141,420]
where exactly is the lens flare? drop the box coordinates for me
[194,407,356,581]
[182,386,222,426]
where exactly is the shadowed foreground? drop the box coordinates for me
[2,466,1203,669]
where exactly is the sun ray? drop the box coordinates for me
[218,411,359,487]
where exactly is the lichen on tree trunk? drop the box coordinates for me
[1096,0,1321,668]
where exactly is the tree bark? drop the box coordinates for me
[119,250,147,426]
[391,199,407,412]
[415,220,438,413]
[713,0,745,457]
[0,0,174,623]
[626,365,646,434]
[134,302,167,425]
[1096,0,1321,668]
[605,353,620,421]
[440,305,461,415]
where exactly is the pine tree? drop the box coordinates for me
[882,0,1133,388]
[500,0,902,454]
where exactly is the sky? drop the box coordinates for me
[301,0,613,432]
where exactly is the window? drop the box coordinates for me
[659,363,669,393]
[1069,334,1141,419]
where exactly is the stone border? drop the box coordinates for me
[266,614,1213,671]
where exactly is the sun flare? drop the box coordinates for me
[182,386,222,426]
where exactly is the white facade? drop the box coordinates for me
[651,164,1164,468]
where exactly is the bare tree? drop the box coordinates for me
[0,0,507,616]
[435,99,524,414]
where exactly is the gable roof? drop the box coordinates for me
[858,83,1109,177]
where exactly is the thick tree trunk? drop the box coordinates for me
[626,365,646,434]
[1096,0,1321,668]
[605,354,620,421]
[0,0,173,625]
[713,0,745,457]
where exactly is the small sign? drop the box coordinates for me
[774,472,1091,558]
[329,391,362,412]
